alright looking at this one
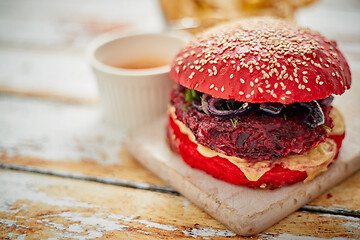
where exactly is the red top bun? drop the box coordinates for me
[170,17,351,104]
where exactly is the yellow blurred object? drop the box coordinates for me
[159,0,317,33]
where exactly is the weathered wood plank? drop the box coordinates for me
[0,48,98,103]
[0,95,164,186]
[306,170,360,214]
[0,170,359,239]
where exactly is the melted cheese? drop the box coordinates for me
[169,106,342,182]
[330,107,345,136]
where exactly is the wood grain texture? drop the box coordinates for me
[0,96,164,186]
[306,170,360,215]
[1,169,359,240]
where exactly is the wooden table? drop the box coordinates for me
[0,0,359,239]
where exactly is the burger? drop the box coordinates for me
[166,17,351,189]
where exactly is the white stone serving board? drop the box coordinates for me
[126,70,360,236]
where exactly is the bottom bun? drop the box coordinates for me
[167,108,345,189]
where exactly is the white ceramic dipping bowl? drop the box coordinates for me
[87,32,188,130]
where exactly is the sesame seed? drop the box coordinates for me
[245,94,251,98]
[240,78,245,84]
[319,81,324,85]
[210,84,215,89]
[239,91,244,95]
[286,91,292,95]
[258,87,263,93]
[221,86,225,92]
[230,74,234,79]
[189,72,195,79]
[214,86,218,91]
[250,81,254,87]
[280,82,286,90]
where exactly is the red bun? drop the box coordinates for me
[170,17,351,104]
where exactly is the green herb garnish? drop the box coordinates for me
[322,125,332,131]
[282,113,287,121]
[184,88,200,104]
[230,118,238,128]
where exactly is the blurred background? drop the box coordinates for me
[0,0,359,103]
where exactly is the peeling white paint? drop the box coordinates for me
[343,221,360,232]
[0,218,17,228]
[59,212,129,232]
[182,227,236,238]
[7,233,26,240]
[14,234,26,240]
[317,212,360,222]
[259,233,354,240]
[0,170,100,215]
[68,224,85,233]
[0,96,126,165]
[108,213,178,231]
[182,199,190,211]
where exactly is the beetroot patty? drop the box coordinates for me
[170,86,333,162]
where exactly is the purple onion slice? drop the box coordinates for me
[317,95,334,106]
[259,102,283,115]
[299,100,325,128]
[207,97,253,117]
[192,98,203,112]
